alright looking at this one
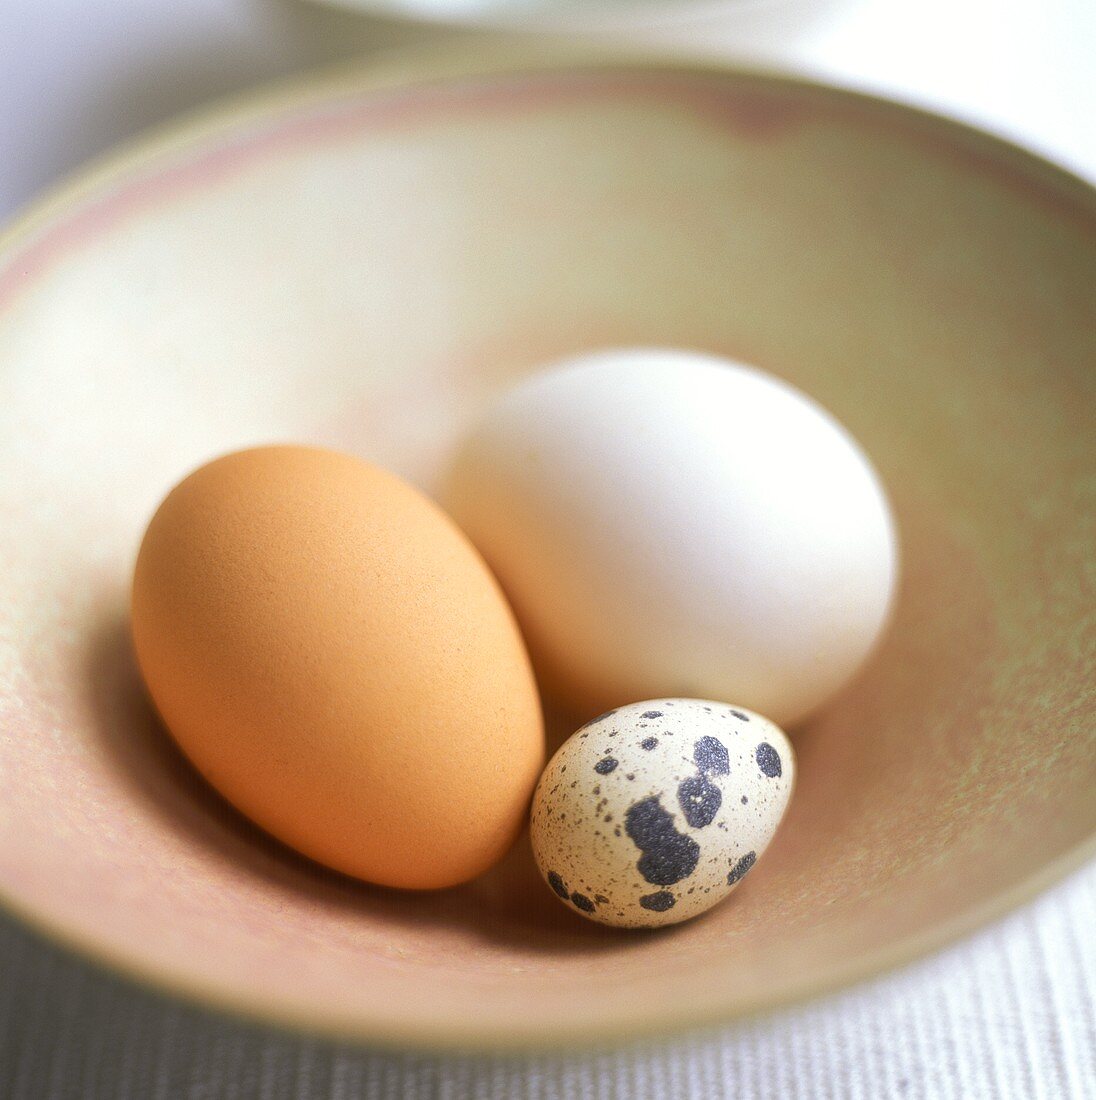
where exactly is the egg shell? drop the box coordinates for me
[445,348,898,727]
[131,445,544,889]
[530,699,795,928]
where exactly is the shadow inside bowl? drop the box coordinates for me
[83,606,662,957]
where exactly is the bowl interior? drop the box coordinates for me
[0,51,1093,1047]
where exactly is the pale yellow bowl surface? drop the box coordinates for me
[0,45,1093,1049]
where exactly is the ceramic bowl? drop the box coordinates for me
[0,44,1093,1049]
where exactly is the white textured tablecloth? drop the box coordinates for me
[2,2,1094,1096]
[3,867,1094,1098]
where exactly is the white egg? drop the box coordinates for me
[446,348,898,727]
[530,699,795,928]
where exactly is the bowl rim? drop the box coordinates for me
[2,37,1094,1052]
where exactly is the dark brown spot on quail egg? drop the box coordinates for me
[727,851,757,885]
[755,742,782,777]
[639,891,676,912]
[570,892,596,913]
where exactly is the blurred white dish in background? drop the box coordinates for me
[303,0,841,33]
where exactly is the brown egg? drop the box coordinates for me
[131,445,544,889]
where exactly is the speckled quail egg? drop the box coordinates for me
[530,699,795,928]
